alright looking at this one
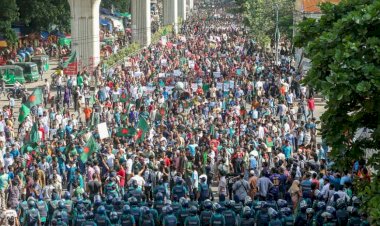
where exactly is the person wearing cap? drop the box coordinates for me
[248,170,258,199]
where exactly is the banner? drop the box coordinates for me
[97,122,109,139]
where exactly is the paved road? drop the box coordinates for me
[4,58,326,199]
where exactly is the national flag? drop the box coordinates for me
[18,104,30,123]
[30,122,40,144]
[89,95,96,105]
[63,51,77,68]
[159,104,167,117]
[117,127,137,137]
[80,136,99,163]
[135,117,149,143]
[162,28,168,36]
[210,124,216,138]
[127,103,135,113]
[25,88,43,108]
[120,92,129,103]
[266,137,274,147]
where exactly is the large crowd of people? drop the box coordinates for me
[0,1,371,226]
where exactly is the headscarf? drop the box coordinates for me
[288,180,300,194]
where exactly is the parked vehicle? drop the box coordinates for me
[14,62,39,82]
[31,55,49,72]
[0,65,26,85]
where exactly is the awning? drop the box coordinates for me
[0,41,7,48]
[58,37,71,46]
[115,12,131,19]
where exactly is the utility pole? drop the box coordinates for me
[275,3,280,65]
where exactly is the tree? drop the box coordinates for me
[16,0,70,32]
[237,0,294,50]
[101,0,131,12]
[0,0,19,45]
[295,0,380,223]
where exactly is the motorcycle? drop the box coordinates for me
[7,87,29,100]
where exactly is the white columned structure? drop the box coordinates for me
[163,0,178,34]
[187,0,194,11]
[132,0,151,46]
[178,0,187,22]
[68,0,101,71]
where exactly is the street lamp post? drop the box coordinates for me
[275,3,279,65]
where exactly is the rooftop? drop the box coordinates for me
[302,0,340,13]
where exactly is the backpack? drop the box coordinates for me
[200,210,213,226]
[164,215,178,226]
[173,185,186,199]
[200,183,210,200]
[347,217,361,226]
[27,208,39,225]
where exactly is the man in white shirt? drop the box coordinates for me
[321,177,331,199]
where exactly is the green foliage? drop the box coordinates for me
[295,0,380,223]
[103,42,141,68]
[103,24,174,68]
[237,0,294,49]
[16,0,70,32]
[101,0,131,12]
[0,0,19,45]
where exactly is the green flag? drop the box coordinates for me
[18,104,30,123]
[162,28,168,36]
[117,127,137,137]
[210,124,216,138]
[126,103,135,113]
[25,88,43,108]
[30,122,40,144]
[80,136,99,163]
[135,117,149,143]
[89,95,96,105]
[63,51,77,68]
[120,92,129,103]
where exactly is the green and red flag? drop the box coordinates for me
[25,88,43,108]
[117,127,137,137]
[63,51,77,68]
[120,92,129,103]
[80,136,99,163]
[135,117,149,143]
[18,104,30,123]
[30,122,40,144]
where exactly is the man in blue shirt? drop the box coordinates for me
[281,140,292,159]
[10,145,20,158]
[187,140,198,157]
